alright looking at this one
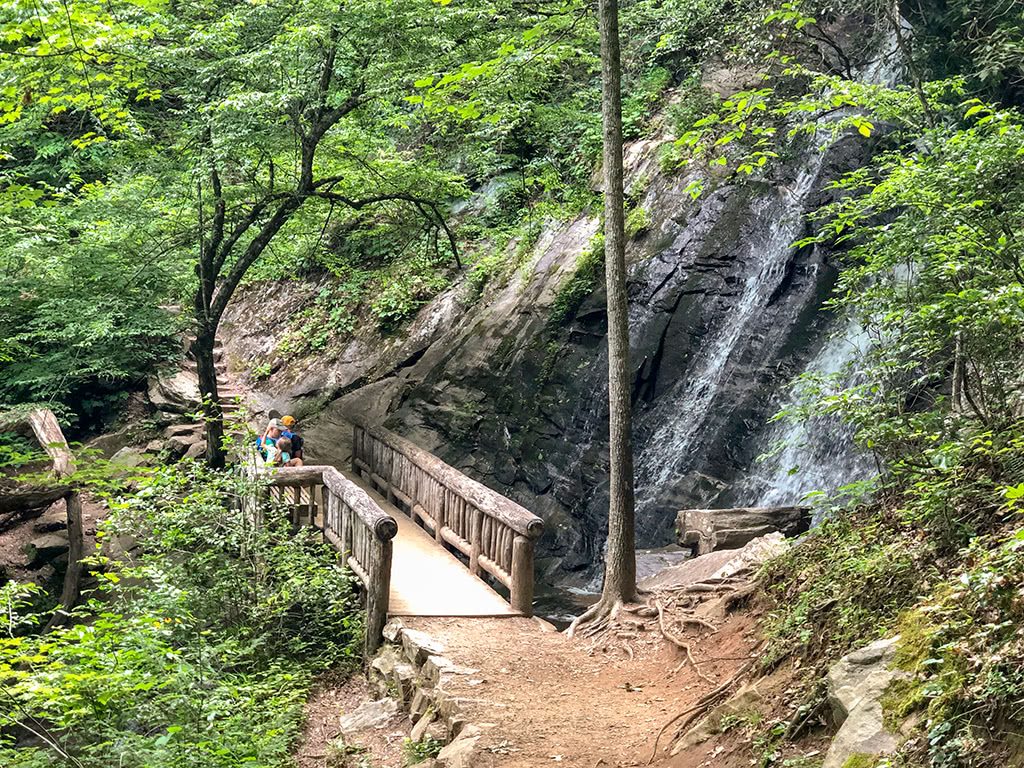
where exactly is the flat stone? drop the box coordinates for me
[337,698,398,734]
[163,423,203,439]
[823,637,905,768]
[402,628,446,665]
[144,439,165,454]
[422,655,481,687]
[33,504,67,533]
[24,531,69,567]
[435,735,479,768]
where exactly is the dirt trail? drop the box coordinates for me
[296,605,765,768]
[409,614,761,768]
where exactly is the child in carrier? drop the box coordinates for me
[266,437,293,467]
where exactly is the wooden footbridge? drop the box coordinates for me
[261,421,544,653]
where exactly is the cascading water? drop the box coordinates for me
[629,158,832,542]
[723,30,904,510]
[728,317,877,508]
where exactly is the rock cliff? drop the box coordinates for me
[221,105,871,588]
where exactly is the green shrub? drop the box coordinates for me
[876,529,1024,767]
[760,509,932,667]
[549,233,604,327]
[403,736,444,765]
[370,258,451,333]
[666,75,721,137]
[625,205,652,239]
[0,463,362,767]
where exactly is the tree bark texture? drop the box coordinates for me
[598,0,638,605]
[191,330,225,469]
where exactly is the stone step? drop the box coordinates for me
[183,361,228,373]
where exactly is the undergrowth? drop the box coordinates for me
[0,463,362,767]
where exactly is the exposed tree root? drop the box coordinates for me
[654,600,715,684]
[566,598,626,639]
[648,657,757,764]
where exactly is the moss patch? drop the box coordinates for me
[840,753,879,768]
[549,232,604,327]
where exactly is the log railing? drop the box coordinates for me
[262,465,397,654]
[0,408,84,629]
[351,421,544,616]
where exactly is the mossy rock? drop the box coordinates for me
[840,753,878,768]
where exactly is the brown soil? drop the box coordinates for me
[0,494,106,586]
[295,672,410,768]
[296,597,787,768]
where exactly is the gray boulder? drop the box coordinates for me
[86,427,136,459]
[677,507,811,555]
[337,698,399,733]
[24,531,69,567]
[182,442,207,461]
[147,370,201,414]
[111,447,148,468]
[164,433,202,459]
[823,636,906,768]
[640,533,789,591]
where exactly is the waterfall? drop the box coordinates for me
[731,316,877,508]
[630,159,831,540]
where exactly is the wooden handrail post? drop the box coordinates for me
[511,535,535,616]
[434,492,446,543]
[469,508,483,576]
[365,538,393,655]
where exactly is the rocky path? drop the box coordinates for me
[400,614,761,768]
[293,574,775,768]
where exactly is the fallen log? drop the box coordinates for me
[677,506,811,555]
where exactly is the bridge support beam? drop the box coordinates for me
[511,535,535,617]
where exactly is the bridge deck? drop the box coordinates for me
[346,473,519,618]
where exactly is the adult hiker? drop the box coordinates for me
[256,419,282,460]
[280,415,305,465]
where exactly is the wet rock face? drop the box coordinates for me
[222,135,866,584]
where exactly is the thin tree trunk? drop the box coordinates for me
[191,327,225,469]
[43,491,83,631]
[598,0,637,607]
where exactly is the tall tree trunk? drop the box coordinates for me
[599,0,637,608]
[567,0,637,635]
[191,325,225,469]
